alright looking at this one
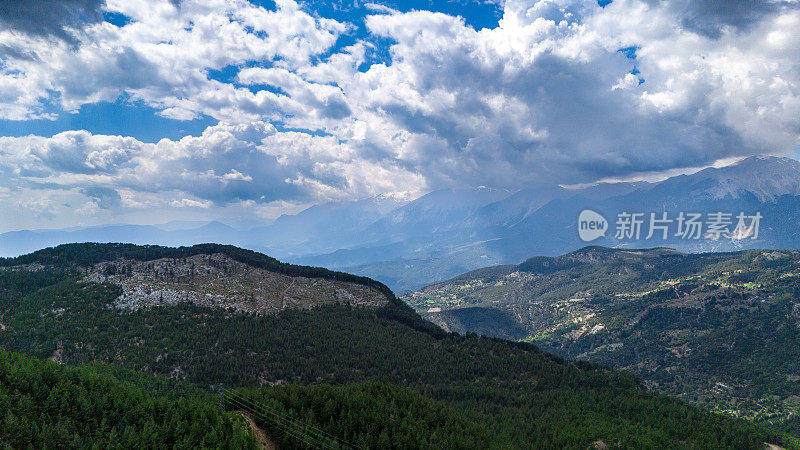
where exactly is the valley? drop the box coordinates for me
[404,247,800,434]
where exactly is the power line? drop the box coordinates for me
[226,389,353,449]
[223,392,325,448]
[224,389,355,449]
[82,365,354,449]
[225,390,348,449]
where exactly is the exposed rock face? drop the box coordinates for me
[84,253,389,314]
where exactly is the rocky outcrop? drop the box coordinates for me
[84,253,389,314]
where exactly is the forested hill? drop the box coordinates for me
[0,243,796,447]
[0,242,395,301]
[0,243,441,331]
[405,246,800,434]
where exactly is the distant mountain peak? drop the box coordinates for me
[733,154,799,165]
[684,155,800,201]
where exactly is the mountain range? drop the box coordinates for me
[403,245,800,434]
[2,155,799,292]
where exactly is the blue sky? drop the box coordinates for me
[0,99,216,142]
[0,0,503,142]
[0,0,798,231]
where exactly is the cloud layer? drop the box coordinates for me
[1,0,799,229]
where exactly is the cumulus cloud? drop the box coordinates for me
[82,186,122,209]
[341,0,800,185]
[0,120,426,227]
[0,0,347,120]
[0,0,106,42]
[1,0,800,229]
[171,198,212,208]
[664,0,798,38]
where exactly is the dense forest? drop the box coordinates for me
[407,246,800,433]
[0,243,796,448]
[0,349,255,448]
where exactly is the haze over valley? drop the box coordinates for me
[5,155,800,293]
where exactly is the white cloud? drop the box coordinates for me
[0,119,427,230]
[337,0,800,185]
[0,0,347,121]
[1,0,800,229]
[222,169,253,181]
[170,198,213,208]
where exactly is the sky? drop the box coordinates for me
[0,0,799,231]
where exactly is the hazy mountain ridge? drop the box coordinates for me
[681,156,800,201]
[3,156,800,292]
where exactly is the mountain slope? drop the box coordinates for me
[404,246,800,433]
[0,347,512,450]
[0,243,790,448]
[0,348,256,448]
[670,156,800,202]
